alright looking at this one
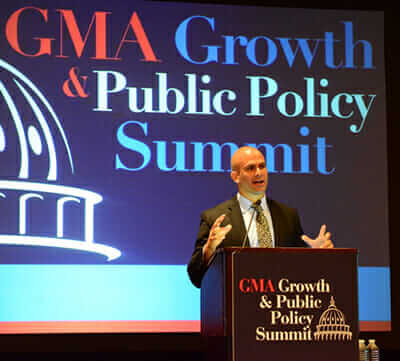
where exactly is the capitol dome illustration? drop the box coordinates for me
[314,296,352,341]
[0,59,120,261]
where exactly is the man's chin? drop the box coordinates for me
[250,188,266,196]
[251,184,266,193]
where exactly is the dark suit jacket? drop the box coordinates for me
[187,196,306,288]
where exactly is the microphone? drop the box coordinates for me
[241,201,259,248]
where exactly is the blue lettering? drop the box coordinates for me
[115,123,334,175]
[344,21,374,69]
[297,126,312,174]
[246,76,278,116]
[324,32,342,69]
[331,93,354,119]
[315,137,335,174]
[277,91,304,117]
[192,142,238,172]
[175,16,220,65]
[277,38,321,68]
[223,35,248,65]
[250,143,294,174]
[154,141,189,172]
[246,36,277,67]
[175,18,374,70]
[115,121,151,171]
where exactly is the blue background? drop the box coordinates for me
[0,0,390,330]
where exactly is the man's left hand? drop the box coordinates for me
[301,224,334,248]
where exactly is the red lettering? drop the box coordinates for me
[239,278,275,293]
[57,9,113,60]
[6,7,159,62]
[6,7,53,57]
[114,12,160,62]
[262,279,276,293]
[239,278,250,293]
[250,279,260,292]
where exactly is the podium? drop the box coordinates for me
[201,247,359,361]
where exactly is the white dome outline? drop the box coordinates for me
[0,58,74,180]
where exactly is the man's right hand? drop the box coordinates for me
[202,214,232,263]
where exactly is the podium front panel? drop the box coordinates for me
[230,248,358,361]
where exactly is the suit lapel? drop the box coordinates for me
[226,196,247,245]
[268,198,281,246]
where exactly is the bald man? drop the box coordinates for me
[187,146,333,288]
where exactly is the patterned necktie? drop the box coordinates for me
[252,201,273,248]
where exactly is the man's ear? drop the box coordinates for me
[231,170,239,184]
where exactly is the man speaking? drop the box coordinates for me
[187,146,334,288]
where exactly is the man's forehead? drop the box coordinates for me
[231,148,265,169]
[242,155,265,167]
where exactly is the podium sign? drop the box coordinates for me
[201,248,359,361]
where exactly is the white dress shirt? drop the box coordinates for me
[237,193,275,247]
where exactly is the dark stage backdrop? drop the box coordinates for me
[0,0,389,333]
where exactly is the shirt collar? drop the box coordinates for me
[237,193,267,213]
